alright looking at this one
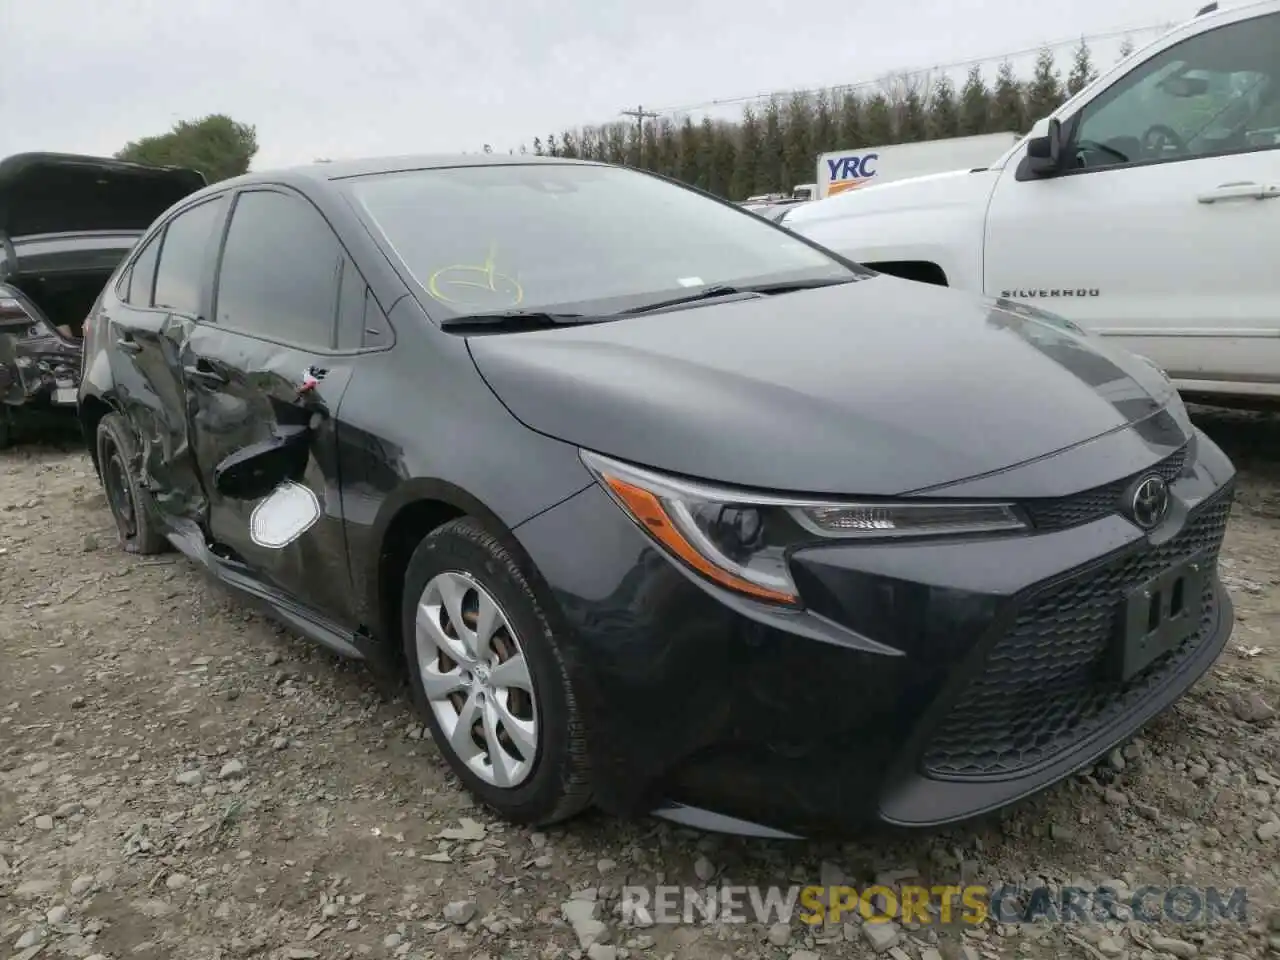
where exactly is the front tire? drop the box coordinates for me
[401,517,592,826]
[96,412,168,555]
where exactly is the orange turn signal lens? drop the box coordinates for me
[599,472,798,604]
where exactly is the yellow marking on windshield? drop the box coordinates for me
[427,242,524,308]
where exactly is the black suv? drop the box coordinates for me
[0,153,204,447]
[80,155,1235,839]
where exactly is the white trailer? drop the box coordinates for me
[816,132,1021,199]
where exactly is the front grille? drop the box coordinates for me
[922,483,1232,780]
[1020,445,1188,532]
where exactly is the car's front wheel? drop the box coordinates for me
[401,517,592,825]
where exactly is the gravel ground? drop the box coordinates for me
[3,406,1280,960]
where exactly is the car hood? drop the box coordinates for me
[788,168,999,231]
[0,153,206,239]
[467,277,1180,496]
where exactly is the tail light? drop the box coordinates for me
[81,315,94,378]
[0,295,34,328]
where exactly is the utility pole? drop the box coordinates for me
[620,104,659,163]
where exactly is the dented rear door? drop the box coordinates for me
[184,187,358,625]
[104,194,230,518]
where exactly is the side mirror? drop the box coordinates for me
[213,424,310,501]
[1024,117,1066,177]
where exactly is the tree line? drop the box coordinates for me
[519,37,1134,199]
[110,37,1136,196]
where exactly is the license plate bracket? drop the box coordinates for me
[1112,553,1210,682]
[53,387,77,405]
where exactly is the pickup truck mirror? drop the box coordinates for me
[1024,117,1066,177]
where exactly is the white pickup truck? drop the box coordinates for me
[784,0,1280,403]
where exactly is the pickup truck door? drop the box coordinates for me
[983,9,1280,394]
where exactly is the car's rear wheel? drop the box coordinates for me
[401,517,592,825]
[95,412,168,555]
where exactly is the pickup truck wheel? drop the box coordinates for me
[96,413,168,555]
[401,517,593,826]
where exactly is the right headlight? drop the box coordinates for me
[580,450,1027,606]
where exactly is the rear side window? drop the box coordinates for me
[214,189,343,349]
[154,196,228,318]
[124,233,162,307]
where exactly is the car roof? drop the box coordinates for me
[219,153,602,188]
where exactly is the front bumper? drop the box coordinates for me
[512,430,1236,838]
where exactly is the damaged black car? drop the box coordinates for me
[81,156,1235,839]
[0,153,204,447]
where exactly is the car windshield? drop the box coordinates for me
[345,163,861,319]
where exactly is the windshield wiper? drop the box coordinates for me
[619,278,854,316]
[440,310,595,330]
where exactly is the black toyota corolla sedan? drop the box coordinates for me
[79,155,1235,839]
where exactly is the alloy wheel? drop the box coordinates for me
[415,570,538,787]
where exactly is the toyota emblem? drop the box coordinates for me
[1130,474,1170,530]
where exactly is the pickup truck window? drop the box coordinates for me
[1070,11,1279,170]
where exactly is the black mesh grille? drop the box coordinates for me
[1020,445,1188,532]
[922,482,1232,780]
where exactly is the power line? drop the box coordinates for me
[651,19,1177,117]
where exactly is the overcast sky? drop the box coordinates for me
[4,0,1190,169]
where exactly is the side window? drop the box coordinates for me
[124,232,162,307]
[215,190,343,349]
[1070,12,1279,170]
[154,197,228,317]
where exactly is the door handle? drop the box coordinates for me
[1196,181,1280,204]
[183,359,227,384]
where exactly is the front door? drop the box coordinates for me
[984,9,1280,391]
[185,186,364,625]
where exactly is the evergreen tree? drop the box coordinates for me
[837,90,865,148]
[1025,47,1065,123]
[656,118,679,176]
[532,137,544,156]
[559,131,578,158]
[733,106,762,199]
[546,134,558,157]
[641,121,659,170]
[783,92,815,190]
[812,89,837,155]
[898,85,929,142]
[710,123,737,198]
[1118,36,1135,62]
[959,65,991,135]
[759,96,785,192]
[698,117,717,189]
[678,116,703,186]
[1067,38,1099,96]
[991,60,1027,133]
[929,74,960,139]
[864,92,895,144]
